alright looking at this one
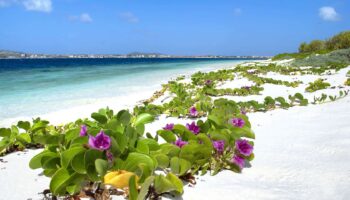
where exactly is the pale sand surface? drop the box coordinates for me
[0,61,349,200]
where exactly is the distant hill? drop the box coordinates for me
[0,50,26,58]
[0,50,270,59]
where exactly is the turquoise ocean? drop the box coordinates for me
[0,58,259,125]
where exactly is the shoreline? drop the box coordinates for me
[0,59,251,127]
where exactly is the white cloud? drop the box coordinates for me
[319,6,339,21]
[0,0,52,12]
[119,12,139,23]
[23,0,52,12]
[234,8,242,16]
[69,13,93,23]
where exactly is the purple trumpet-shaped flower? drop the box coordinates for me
[231,155,245,169]
[235,139,253,156]
[88,131,111,151]
[174,138,188,148]
[242,86,251,90]
[186,121,200,135]
[189,106,198,117]
[205,80,212,85]
[80,125,88,137]
[106,151,114,162]
[212,140,225,154]
[231,118,245,128]
[163,123,174,131]
[240,108,247,115]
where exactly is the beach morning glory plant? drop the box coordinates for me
[186,121,200,134]
[235,139,253,156]
[163,123,174,131]
[174,138,188,148]
[212,140,225,154]
[231,118,245,128]
[80,125,87,136]
[88,131,111,150]
[231,155,245,169]
[189,106,198,117]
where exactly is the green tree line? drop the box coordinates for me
[299,31,350,53]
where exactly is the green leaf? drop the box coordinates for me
[157,130,176,143]
[16,133,31,145]
[71,152,86,174]
[31,120,48,133]
[119,152,156,182]
[95,159,108,177]
[117,110,132,126]
[170,157,191,176]
[0,128,11,137]
[64,128,80,143]
[137,176,154,200]
[154,175,177,194]
[129,175,138,200]
[134,113,154,127]
[42,157,60,170]
[91,112,108,124]
[166,173,184,194]
[85,149,103,181]
[136,140,149,154]
[17,121,31,131]
[29,151,58,169]
[61,147,86,168]
[49,168,84,195]
[153,154,169,169]
[50,168,72,195]
[0,138,10,152]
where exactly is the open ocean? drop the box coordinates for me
[0,58,260,125]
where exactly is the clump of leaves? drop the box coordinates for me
[28,102,255,199]
[345,78,350,86]
[0,118,50,156]
[305,78,331,93]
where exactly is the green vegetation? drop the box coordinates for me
[273,30,350,61]
[345,78,350,86]
[305,79,331,93]
[292,48,350,67]
[25,102,255,199]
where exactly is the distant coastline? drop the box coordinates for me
[0,50,271,59]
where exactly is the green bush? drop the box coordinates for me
[305,79,331,93]
[326,31,350,50]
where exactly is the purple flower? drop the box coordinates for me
[163,123,174,131]
[189,106,198,117]
[242,86,251,90]
[231,118,245,128]
[240,109,247,115]
[106,151,114,162]
[186,121,200,135]
[80,125,88,137]
[205,80,212,85]
[174,138,188,148]
[88,131,111,151]
[231,155,245,169]
[235,139,253,156]
[212,140,225,153]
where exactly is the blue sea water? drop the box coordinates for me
[0,58,260,125]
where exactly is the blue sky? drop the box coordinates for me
[0,0,349,56]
